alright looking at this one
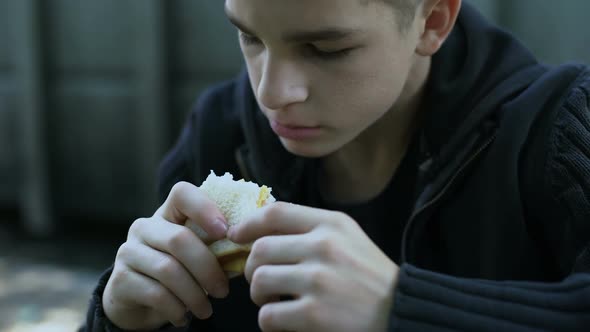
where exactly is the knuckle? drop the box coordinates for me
[115,242,133,262]
[250,267,272,306]
[251,237,270,258]
[313,235,335,260]
[128,218,148,237]
[251,265,270,290]
[170,181,192,198]
[109,264,131,287]
[331,211,350,229]
[167,228,194,252]
[307,266,329,292]
[154,255,180,278]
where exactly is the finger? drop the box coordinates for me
[131,216,229,298]
[250,265,306,307]
[113,264,190,326]
[156,181,228,239]
[120,241,214,319]
[228,202,331,243]
[244,235,308,283]
[184,219,218,245]
[258,297,310,332]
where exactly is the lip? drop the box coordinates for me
[270,120,323,140]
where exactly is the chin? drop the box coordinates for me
[278,137,338,158]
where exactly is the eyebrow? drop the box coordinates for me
[225,9,361,43]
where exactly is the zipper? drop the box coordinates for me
[400,133,497,262]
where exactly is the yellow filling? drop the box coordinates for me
[257,186,270,208]
[222,258,247,273]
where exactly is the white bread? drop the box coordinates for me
[190,171,275,278]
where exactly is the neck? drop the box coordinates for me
[320,56,431,204]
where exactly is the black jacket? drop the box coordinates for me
[82,4,590,331]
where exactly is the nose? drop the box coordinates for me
[257,55,308,111]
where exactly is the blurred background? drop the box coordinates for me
[0,0,588,331]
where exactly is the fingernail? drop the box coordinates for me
[212,217,228,236]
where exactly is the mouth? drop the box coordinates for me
[269,120,323,140]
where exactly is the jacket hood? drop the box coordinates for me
[234,3,542,202]
[421,4,542,158]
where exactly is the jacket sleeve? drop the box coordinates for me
[78,267,121,332]
[388,69,590,331]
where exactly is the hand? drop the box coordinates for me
[228,202,399,332]
[102,182,230,331]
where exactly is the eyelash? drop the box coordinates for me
[239,33,353,61]
[239,33,262,46]
[308,45,353,60]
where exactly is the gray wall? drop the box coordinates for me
[472,0,590,64]
[0,0,243,233]
[0,0,588,234]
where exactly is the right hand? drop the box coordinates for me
[102,182,230,331]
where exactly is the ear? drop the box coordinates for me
[415,0,462,56]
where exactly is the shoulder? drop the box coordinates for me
[523,64,590,191]
[520,64,590,257]
[542,65,590,203]
[518,64,589,177]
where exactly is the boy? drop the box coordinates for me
[82,0,590,331]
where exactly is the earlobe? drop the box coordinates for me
[416,30,444,57]
[415,0,462,56]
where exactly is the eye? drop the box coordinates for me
[308,45,354,60]
[239,32,262,46]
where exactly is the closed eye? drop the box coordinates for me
[308,45,355,60]
[239,32,262,46]
[238,31,355,61]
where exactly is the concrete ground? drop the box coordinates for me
[0,217,127,332]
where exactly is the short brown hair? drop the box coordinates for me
[391,0,422,27]
[363,0,423,31]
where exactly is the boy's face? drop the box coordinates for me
[225,0,423,157]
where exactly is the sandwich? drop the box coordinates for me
[190,171,275,278]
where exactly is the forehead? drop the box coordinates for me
[225,0,395,32]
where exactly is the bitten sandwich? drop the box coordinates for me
[192,171,275,278]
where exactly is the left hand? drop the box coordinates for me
[227,202,399,332]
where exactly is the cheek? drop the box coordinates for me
[317,53,409,125]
